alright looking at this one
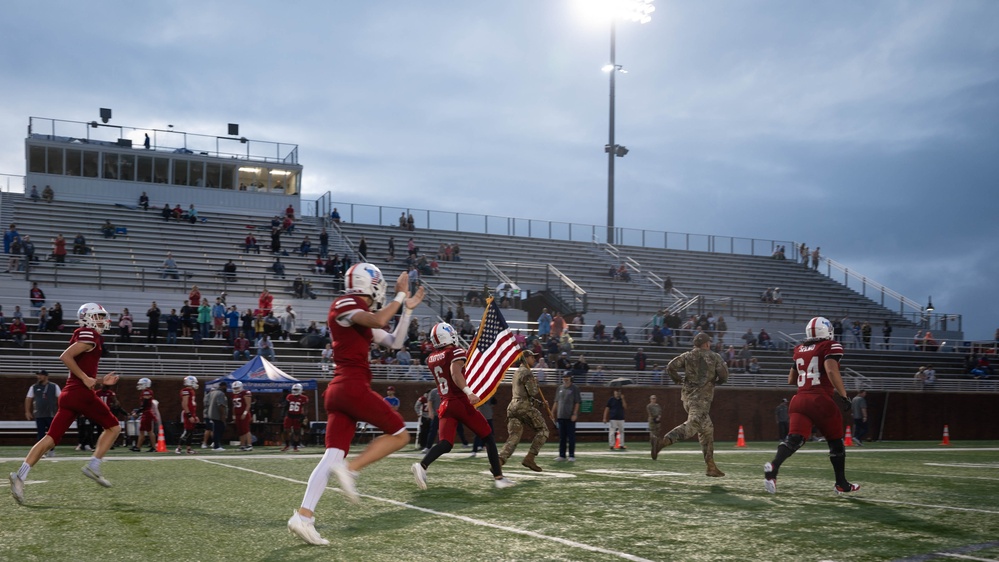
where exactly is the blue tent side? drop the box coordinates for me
[206,356,317,393]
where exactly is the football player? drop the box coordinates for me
[763,317,860,495]
[131,378,156,452]
[177,376,199,455]
[9,303,121,505]
[95,381,127,449]
[231,381,253,451]
[288,263,424,546]
[412,322,515,490]
[281,384,309,452]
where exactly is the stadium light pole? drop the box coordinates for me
[600,0,654,245]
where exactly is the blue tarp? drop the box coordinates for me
[206,356,317,393]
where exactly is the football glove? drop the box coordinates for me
[834,393,852,414]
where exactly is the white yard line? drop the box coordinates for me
[198,458,656,562]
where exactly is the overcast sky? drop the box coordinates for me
[2,1,997,339]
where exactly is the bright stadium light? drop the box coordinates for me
[588,0,654,244]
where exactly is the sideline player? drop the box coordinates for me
[288,264,425,546]
[9,303,122,505]
[764,317,860,494]
[412,322,515,489]
[177,376,200,455]
[131,378,156,452]
[232,381,253,451]
[281,384,309,452]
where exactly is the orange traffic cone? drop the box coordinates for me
[844,426,854,446]
[939,425,951,446]
[155,424,167,453]
[613,430,622,450]
[735,425,746,448]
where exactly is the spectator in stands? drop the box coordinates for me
[799,242,808,266]
[558,333,574,357]
[71,233,88,255]
[146,302,161,344]
[741,329,756,349]
[737,345,754,373]
[975,356,993,378]
[40,185,54,203]
[244,233,259,254]
[117,308,134,343]
[282,215,295,235]
[46,302,64,332]
[172,204,184,221]
[811,247,821,270]
[233,331,251,360]
[330,208,341,223]
[29,185,40,202]
[10,316,28,347]
[771,288,783,304]
[615,264,631,282]
[537,308,553,341]
[270,227,282,254]
[923,365,937,387]
[100,220,115,239]
[258,289,274,316]
[649,363,665,385]
[285,204,295,220]
[186,204,199,224]
[761,288,773,303]
[256,334,275,360]
[6,236,22,272]
[35,306,49,333]
[408,264,420,295]
[138,191,149,211]
[298,235,312,256]
[270,257,286,279]
[30,282,45,309]
[407,212,415,231]
[592,320,608,342]
[225,306,240,344]
[222,260,237,283]
[452,243,461,262]
[634,348,648,371]
[757,329,775,350]
[923,331,939,352]
[747,357,761,374]
[912,330,924,351]
[280,305,297,341]
[197,299,212,341]
[180,300,195,339]
[210,298,226,339]
[551,313,567,341]
[50,234,66,264]
[161,252,180,279]
[612,322,630,344]
[882,320,893,350]
[165,308,180,344]
[861,322,872,349]
[160,204,171,221]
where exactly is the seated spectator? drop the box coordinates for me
[398,212,407,229]
[282,215,295,235]
[592,320,608,342]
[913,330,925,351]
[256,335,275,360]
[757,329,775,350]
[330,207,341,223]
[29,185,40,202]
[172,204,184,221]
[747,357,761,374]
[451,243,461,262]
[741,329,756,349]
[138,191,150,211]
[285,204,295,220]
[570,355,590,380]
[222,260,237,282]
[724,345,738,370]
[161,252,180,279]
[161,204,172,221]
[761,288,773,303]
[313,256,325,274]
[771,287,783,304]
[233,332,251,361]
[186,204,199,224]
[914,366,927,389]
[36,306,49,332]
[559,333,574,356]
[633,348,647,371]
[659,326,676,347]
[612,322,630,344]
[924,364,936,387]
[101,220,116,239]
[616,265,632,282]
[737,345,754,373]
[293,276,306,298]
[298,236,311,256]
[977,356,994,378]
[10,317,28,347]
[244,233,260,254]
[923,331,939,352]
[429,257,440,275]
[406,213,414,231]
[41,185,54,203]
[72,233,89,255]
[270,257,286,279]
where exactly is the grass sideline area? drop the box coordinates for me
[3,441,999,561]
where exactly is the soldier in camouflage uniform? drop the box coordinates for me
[651,332,729,477]
[646,395,662,449]
[499,351,549,472]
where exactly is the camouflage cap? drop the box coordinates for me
[692,332,712,347]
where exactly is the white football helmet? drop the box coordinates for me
[231,381,244,393]
[344,263,387,308]
[804,317,833,341]
[137,377,152,390]
[183,376,198,388]
[291,383,303,395]
[430,322,458,349]
[77,302,111,333]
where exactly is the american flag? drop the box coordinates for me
[464,297,522,407]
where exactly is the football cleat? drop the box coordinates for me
[835,482,861,495]
[82,466,112,488]
[411,462,428,490]
[287,511,329,546]
[764,462,777,494]
[332,463,360,504]
[9,472,25,505]
[281,445,290,452]
[494,477,517,489]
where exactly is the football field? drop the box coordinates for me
[3,441,998,561]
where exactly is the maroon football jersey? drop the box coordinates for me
[792,339,844,396]
[327,295,374,383]
[139,388,155,413]
[180,387,197,414]
[63,327,104,392]
[285,394,309,418]
[96,388,116,407]
[232,390,252,416]
[426,345,468,401]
